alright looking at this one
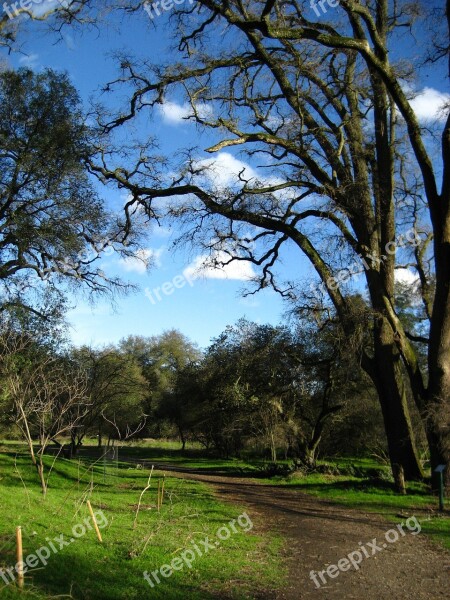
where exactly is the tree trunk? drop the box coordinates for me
[178,426,186,452]
[392,464,406,494]
[371,317,424,481]
[37,456,47,497]
[427,321,450,490]
[295,435,320,469]
[304,446,317,469]
[67,433,77,458]
[270,431,277,463]
[296,422,327,469]
[426,192,450,488]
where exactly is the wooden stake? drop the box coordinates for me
[87,500,103,543]
[16,526,24,589]
[157,479,161,512]
[161,475,166,506]
[133,466,154,529]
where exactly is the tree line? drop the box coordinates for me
[1,303,424,494]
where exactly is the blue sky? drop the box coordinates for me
[1,3,449,349]
[2,5,293,349]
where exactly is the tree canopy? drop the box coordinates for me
[0,67,144,320]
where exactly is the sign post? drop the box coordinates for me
[434,465,446,512]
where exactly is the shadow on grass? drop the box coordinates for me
[0,544,233,600]
[71,448,264,480]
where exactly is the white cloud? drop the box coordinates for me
[194,153,290,201]
[183,251,256,281]
[7,0,68,21]
[264,114,284,129]
[119,248,163,274]
[395,268,418,286]
[18,53,39,69]
[158,101,213,125]
[195,152,258,187]
[410,87,450,122]
[29,0,69,17]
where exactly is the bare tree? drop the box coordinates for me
[1,330,90,496]
[81,0,450,487]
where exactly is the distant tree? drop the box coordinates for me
[171,319,357,464]
[120,330,202,437]
[290,305,373,468]
[216,321,301,462]
[70,346,148,450]
[164,362,209,451]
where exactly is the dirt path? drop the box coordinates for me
[164,469,449,600]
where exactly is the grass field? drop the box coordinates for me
[0,449,284,599]
[0,439,448,600]
[61,440,448,550]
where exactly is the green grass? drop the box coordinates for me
[0,439,265,474]
[69,444,450,551]
[272,470,450,549]
[1,438,448,600]
[0,452,285,599]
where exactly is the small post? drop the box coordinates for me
[157,479,161,512]
[435,465,446,512]
[161,474,166,506]
[16,526,24,589]
[87,500,103,543]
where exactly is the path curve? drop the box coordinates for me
[163,469,449,600]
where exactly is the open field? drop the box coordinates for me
[32,440,447,550]
[0,441,448,599]
[0,449,284,599]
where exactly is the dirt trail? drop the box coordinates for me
[165,469,449,600]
